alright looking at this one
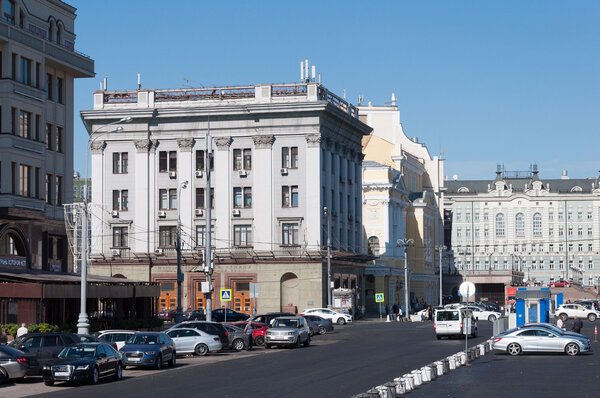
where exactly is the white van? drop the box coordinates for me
[434,308,477,339]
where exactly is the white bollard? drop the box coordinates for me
[479,344,486,356]
[411,370,423,386]
[459,352,467,365]
[420,366,433,382]
[435,361,445,375]
[402,374,414,391]
[447,356,456,370]
[393,377,406,395]
[376,383,396,398]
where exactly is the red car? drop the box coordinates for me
[232,322,268,345]
[549,281,569,287]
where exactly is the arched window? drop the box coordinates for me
[495,213,505,237]
[515,213,525,237]
[48,20,54,41]
[532,213,542,237]
[368,236,380,257]
[56,24,62,44]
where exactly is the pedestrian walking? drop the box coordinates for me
[571,316,583,334]
[391,304,398,321]
[557,317,565,331]
[427,306,433,321]
[16,323,28,337]
[244,319,253,351]
[397,307,404,322]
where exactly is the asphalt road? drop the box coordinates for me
[18,320,493,398]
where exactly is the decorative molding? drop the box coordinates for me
[150,139,159,153]
[305,133,322,147]
[214,136,232,150]
[134,139,152,153]
[177,138,195,152]
[252,135,275,149]
[90,140,106,154]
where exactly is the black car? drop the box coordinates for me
[8,332,81,375]
[211,309,250,322]
[168,321,228,345]
[183,309,206,321]
[250,312,295,326]
[42,343,123,386]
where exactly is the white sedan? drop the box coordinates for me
[462,306,502,322]
[165,327,222,356]
[300,308,353,325]
[555,304,600,322]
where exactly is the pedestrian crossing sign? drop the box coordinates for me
[220,289,232,301]
[375,293,384,303]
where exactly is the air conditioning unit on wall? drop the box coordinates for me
[232,209,241,216]
[158,211,167,218]
[238,170,248,177]
[195,209,204,217]
[111,249,121,256]
[111,210,119,218]
[280,168,288,175]
[195,170,203,178]
[169,171,177,179]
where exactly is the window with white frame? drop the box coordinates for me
[282,223,299,246]
[532,213,542,237]
[495,213,505,237]
[158,226,177,247]
[233,225,252,247]
[281,147,298,169]
[195,225,214,246]
[515,213,525,237]
[112,226,128,248]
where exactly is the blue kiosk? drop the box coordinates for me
[515,287,552,326]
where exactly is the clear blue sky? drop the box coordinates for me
[70,0,599,181]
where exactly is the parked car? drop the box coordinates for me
[265,317,310,349]
[95,330,136,350]
[183,309,206,321]
[548,280,570,288]
[574,300,599,310]
[231,322,269,345]
[300,315,334,335]
[300,308,353,325]
[462,305,502,322]
[492,326,591,356]
[0,345,29,384]
[250,312,295,326]
[434,308,477,339]
[555,304,600,321]
[516,323,589,340]
[165,328,222,356]
[157,309,177,322]
[42,343,123,386]
[8,332,81,375]
[167,321,228,345]
[222,324,250,350]
[211,308,250,322]
[119,332,176,369]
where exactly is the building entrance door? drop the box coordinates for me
[233,281,252,314]
[159,281,176,311]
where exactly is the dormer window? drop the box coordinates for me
[457,187,469,193]
[570,186,583,192]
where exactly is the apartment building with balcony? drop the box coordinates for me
[445,165,600,304]
[80,82,371,314]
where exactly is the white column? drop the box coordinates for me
[133,139,151,253]
[305,133,322,248]
[213,137,232,249]
[252,135,274,251]
[90,141,105,255]
[177,138,194,248]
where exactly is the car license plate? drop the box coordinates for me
[128,357,140,362]
[55,371,70,377]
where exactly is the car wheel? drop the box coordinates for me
[169,353,176,367]
[255,336,265,346]
[114,363,123,380]
[232,339,245,351]
[195,344,209,356]
[309,328,314,337]
[436,335,442,340]
[294,339,301,349]
[337,317,346,325]
[318,326,327,335]
[471,329,478,338]
[0,368,8,384]
[154,354,162,370]
[588,313,597,322]
[488,315,497,322]
[90,366,99,385]
[559,313,568,321]
[44,379,55,386]
[565,343,580,356]
[507,343,521,356]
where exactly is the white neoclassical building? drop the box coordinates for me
[81,82,372,314]
[445,165,600,303]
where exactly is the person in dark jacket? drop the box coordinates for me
[571,316,583,334]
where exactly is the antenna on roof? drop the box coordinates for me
[300,59,317,83]
[103,75,108,91]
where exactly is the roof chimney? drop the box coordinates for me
[391,93,396,107]
[561,170,569,180]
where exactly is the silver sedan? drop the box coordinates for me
[0,345,29,383]
[492,327,591,356]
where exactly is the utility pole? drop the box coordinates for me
[324,207,332,308]
[204,123,213,322]
[436,245,446,306]
[175,180,188,324]
[397,238,414,319]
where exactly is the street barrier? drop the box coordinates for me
[366,388,380,397]
[402,374,414,391]
[410,370,423,386]
[478,344,485,356]
[420,366,433,382]
[434,361,445,376]
[393,377,406,395]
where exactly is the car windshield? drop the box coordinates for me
[436,311,459,321]
[272,319,298,328]
[58,346,96,359]
[127,334,159,345]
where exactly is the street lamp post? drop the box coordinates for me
[323,207,332,309]
[397,238,414,319]
[175,180,189,324]
[435,245,446,306]
[79,116,132,335]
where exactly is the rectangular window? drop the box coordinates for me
[282,223,299,245]
[35,115,40,141]
[112,226,128,248]
[243,187,252,208]
[196,150,205,171]
[282,147,289,168]
[19,164,31,197]
[112,152,128,174]
[169,151,177,172]
[243,149,251,170]
[233,187,242,208]
[232,187,251,209]
[169,189,177,209]
[4,0,15,24]
[55,126,62,152]
[35,167,40,198]
[159,151,168,172]
[19,110,31,138]
[233,149,242,170]
[112,190,120,211]
[55,175,62,205]
[291,186,298,207]
[282,186,289,207]
[45,173,52,203]
[159,226,177,247]
[20,57,31,85]
[46,124,53,150]
[159,189,168,210]
[121,190,128,211]
[290,147,298,168]
[113,153,120,174]
[56,77,63,104]
[122,153,128,173]
[195,188,205,209]
[233,225,252,247]
[46,73,53,100]
[195,225,215,246]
